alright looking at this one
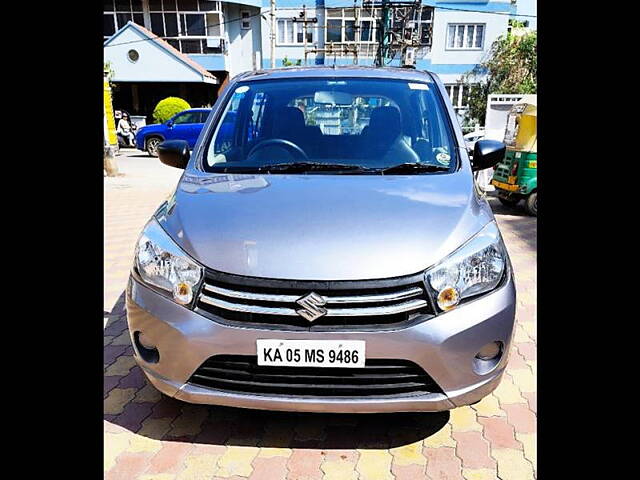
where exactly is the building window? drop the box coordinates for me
[445,84,471,111]
[241,10,251,30]
[414,7,433,46]
[446,24,484,50]
[148,0,225,54]
[325,8,379,45]
[277,18,313,45]
[104,0,144,39]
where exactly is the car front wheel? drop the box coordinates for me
[146,137,161,157]
[524,191,537,216]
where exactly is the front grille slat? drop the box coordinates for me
[188,355,443,398]
[196,269,434,330]
[197,366,426,383]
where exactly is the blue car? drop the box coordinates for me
[136,108,211,157]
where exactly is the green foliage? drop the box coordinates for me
[462,30,537,125]
[152,97,191,124]
[282,56,302,67]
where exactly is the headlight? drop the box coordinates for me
[135,219,203,305]
[426,221,506,311]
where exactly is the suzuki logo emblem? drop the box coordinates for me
[295,292,327,322]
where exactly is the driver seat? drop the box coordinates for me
[272,107,308,146]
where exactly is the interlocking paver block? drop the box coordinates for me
[356,450,394,480]
[507,369,536,394]
[516,433,536,471]
[471,394,505,418]
[462,468,498,480]
[216,446,260,478]
[249,456,289,480]
[167,405,209,438]
[493,374,526,405]
[491,448,535,480]
[257,447,292,458]
[391,463,426,480]
[449,407,482,432]
[424,423,456,448]
[390,440,427,466]
[138,416,174,440]
[104,387,137,415]
[128,433,163,454]
[116,401,154,432]
[134,382,163,403]
[477,417,521,450]
[104,432,131,472]
[177,453,223,480]
[105,355,137,376]
[148,442,194,475]
[321,457,359,480]
[424,446,464,480]
[106,451,155,480]
[452,431,495,470]
[502,403,536,434]
[286,449,324,480]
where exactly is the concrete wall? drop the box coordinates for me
[105,27,205,83]
[225,3,263,77]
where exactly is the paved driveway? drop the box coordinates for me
[104,150,537,480]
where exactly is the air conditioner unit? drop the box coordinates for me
[207,37,222,48]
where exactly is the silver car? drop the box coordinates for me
[126,67,516,413]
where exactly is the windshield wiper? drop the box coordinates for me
[257,162,370,173]
[375,163,450,175]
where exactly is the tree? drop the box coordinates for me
[152,97,191,124]
[462,30,537,125]
[282,56,302,67]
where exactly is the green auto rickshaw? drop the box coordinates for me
[491,95,537,216]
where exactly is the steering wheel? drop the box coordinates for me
[247,138,308,161]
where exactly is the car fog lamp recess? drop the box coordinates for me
[476,341,502,361]
[137,332,155,350]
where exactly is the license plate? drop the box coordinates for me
[256,339,366,368]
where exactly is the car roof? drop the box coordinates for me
[234,66,436,84]
[186,108,211,112]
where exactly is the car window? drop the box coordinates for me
[172,112,200,125]
[198,111,210,123]
[203,78,457,173]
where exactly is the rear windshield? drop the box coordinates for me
[203,78,457,174]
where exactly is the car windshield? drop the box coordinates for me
[203,77,457,174]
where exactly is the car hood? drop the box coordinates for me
[157,170,494,280]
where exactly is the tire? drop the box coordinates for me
[146,137,162,157]
[498,196,520,207]
[524,191,537,216]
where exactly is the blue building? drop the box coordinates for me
[104,1,518,122]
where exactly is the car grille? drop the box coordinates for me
[188,355,443,398]
[195,269,434,330]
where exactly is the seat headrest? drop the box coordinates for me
[272,107,306,138]
[368,106,402,140]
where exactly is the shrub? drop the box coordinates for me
[152,97,191,124]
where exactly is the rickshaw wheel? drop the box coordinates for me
[498,196,520,207]
[525,192,537,216]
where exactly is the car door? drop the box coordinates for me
[192,111,209,146]
[165,111,200,147]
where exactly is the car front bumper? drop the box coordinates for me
[125,271,516,413]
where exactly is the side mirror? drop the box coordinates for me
[166,120,174,128]
[472,139,505,171]
[158,140,190,169]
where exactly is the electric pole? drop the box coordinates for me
[270,0,276,68]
